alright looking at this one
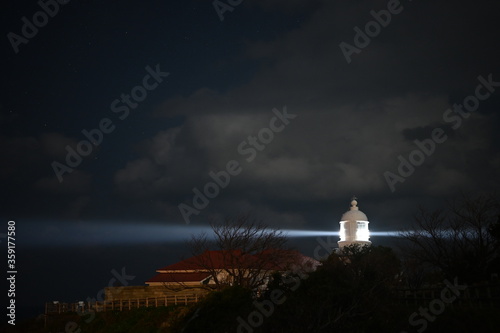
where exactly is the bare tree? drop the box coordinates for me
[400,193,500,283]
[187,214,297,291]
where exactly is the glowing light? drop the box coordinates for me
[19,220,404,248]
[356,229,369,241]
[282,229,401,238]
[339,223,346,241]
[20,221,213,247]
[282,230,339,237]
[369,231,400,236]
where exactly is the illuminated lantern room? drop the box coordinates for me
[338,197,371,249]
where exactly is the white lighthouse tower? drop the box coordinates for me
[338,197,371,249]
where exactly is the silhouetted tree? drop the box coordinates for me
[400,193,500,283]
[188,214,295,291]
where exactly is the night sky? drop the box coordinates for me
[2,0,500,319]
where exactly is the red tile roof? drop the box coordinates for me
[157,250,259,271]
[146,272,211,283]
[147,249,318,284]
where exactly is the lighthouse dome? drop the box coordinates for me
[341,209,368,222]
[340,199,368,222]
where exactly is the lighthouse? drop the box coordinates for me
[338,197,371,249]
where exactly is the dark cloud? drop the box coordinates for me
[103,0,500,228]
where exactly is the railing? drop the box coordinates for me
[45,293,203,315]
[395,282,500,308]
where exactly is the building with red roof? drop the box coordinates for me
[146,249,318,290]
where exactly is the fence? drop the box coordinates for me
[395,281,500,308]
[45,292,204,315]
